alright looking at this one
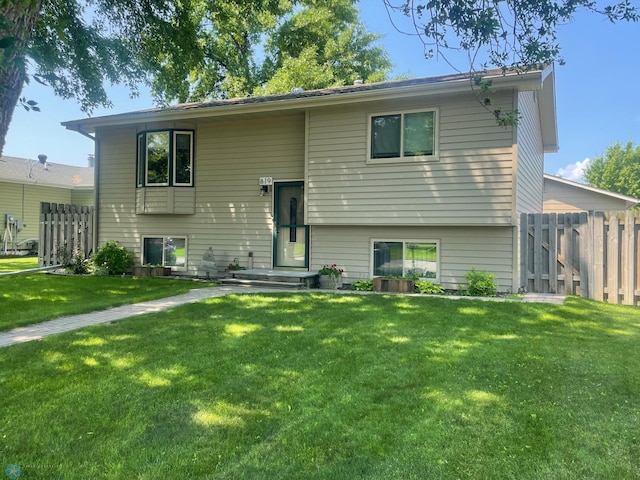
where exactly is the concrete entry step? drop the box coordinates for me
[220,278,307,289]
[228,269,318,288]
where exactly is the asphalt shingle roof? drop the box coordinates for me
[0,155,94,188]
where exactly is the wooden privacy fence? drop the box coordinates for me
[39,202,95,267]
[521,211,640,306]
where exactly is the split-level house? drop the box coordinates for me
[62,67,558,292]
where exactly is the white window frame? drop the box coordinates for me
[141,235,188,270]
[137,129,195,187]
[370,238,440,282]
[367,107,439,164]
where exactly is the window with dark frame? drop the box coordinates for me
[137,130,194,187]
[370,110,436,160]
[373,240,438,280]
[143,237,187,268]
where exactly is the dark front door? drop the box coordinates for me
[273,181,309,269]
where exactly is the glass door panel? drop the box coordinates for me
[274,182,308,269]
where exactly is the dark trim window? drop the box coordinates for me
[369,109,437,162]
[142,236,187,269]
[137,130,194,187]
[372,239,439,281]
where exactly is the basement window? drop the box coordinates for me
[372,240,439,281]
[142,236,187,269]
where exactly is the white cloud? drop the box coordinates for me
[555,158,591,183]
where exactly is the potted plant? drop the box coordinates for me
[227,257,246,272]
[373,275,415,293]
[132,264,172,277]
[317,264,344,289]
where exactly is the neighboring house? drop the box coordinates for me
[0,155,94,251]
[62,66,557,292]
[543,173,639,213]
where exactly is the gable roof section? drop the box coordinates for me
[544,173,640,205]
[0,155,94,189]
[63,66,558,151]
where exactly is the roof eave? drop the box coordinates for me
[539,64,559,153]
[63,70,548,133]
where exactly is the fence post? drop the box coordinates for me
[607,212,620,304]
[520,213,528,291]
[532,213,542,292]
[578,212,589,298]
[623,211,635,306]
[592,211,605,302]
[548,214,557,294]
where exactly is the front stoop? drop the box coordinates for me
[219,269,318,289]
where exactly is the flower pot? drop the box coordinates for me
[319,275,342,289]
[373,277,414,293]
[133,266,172,277]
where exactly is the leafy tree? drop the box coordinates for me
[0,0,389,156]
[255,0,390,96]
[150,0,391,103]
[0,0,180,154]
[383,0,638,125]
[584,141,640,199]
[384,0,638,73]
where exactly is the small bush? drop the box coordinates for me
[57,244,90,275]
[92,241,134,275]
[352,280,373,291]
[464,268,497,297]
[414,280,445,294]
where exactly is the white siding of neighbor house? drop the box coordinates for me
[543,179,635,212]
[95,114,305,274]
[309,225,515,292]
[0,182,73,244]
[306,91,516,226]
[514,91,544,216]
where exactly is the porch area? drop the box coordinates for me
[219,269,319,289]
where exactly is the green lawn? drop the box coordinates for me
[0,274,213,331]
[0,256,38,272]
[0,293,638,479]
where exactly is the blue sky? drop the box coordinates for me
[4,3,640,182]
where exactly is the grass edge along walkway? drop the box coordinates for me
[0,288,564,348]
[0,286,260,348]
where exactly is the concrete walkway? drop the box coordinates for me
[0,287,565,348]
[0,286,273,348]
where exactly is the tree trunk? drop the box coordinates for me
[0,0,43,156]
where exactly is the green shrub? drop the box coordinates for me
[464,268,497,297]
[92,241,134,275]
[414,280,445,294]
[352,280,373,291]
[57,243,91,275]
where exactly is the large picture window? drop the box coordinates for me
[369,109,437,162]
[372,240,439,280]
[143,236,187,269]
[137,130,194,187]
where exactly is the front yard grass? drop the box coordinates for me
[0,256,38,272]
[0,293,638,479]
[0,274,213,331]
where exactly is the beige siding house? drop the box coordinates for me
[543,174,639,213]
[0,155,94,252]
[63,67,557,292]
